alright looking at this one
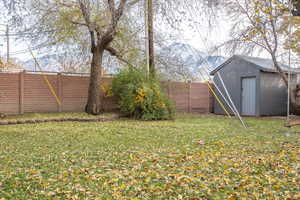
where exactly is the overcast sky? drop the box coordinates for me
[0,1,247,63]
[0,0,236,62]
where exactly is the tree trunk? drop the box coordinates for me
[86,47,104,115]
[290,85,300,115]
[271,54,300,115]
[292,0,300,16]
[280,77,300,115]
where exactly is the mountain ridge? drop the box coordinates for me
[22,42,226,81]
[159,42,225,81]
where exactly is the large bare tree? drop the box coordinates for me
[291,0,300,16]
[76,0,128,114]
[21,0,138,115]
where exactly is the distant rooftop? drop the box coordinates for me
[210,55,300,75]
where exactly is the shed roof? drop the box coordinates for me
[210,55,300,75]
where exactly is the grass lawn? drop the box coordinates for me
[0,113,299,199]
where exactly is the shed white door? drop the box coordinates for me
[241,77,256,116]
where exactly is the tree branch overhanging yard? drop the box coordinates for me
[0,113,299,199]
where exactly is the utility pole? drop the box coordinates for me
[6,25,9,63]
[144,0,149,73]
[145,0,155,77]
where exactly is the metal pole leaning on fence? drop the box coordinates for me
[216,72,247,128]
[27,44,62,106]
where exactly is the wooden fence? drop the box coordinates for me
[0,71,213,114]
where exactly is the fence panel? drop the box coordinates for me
[23,73,59,113]
[190,82,211,113]
[61,75,89,112]
[0,72,213,114]
[169,82,189,112]
[0,73,20,114]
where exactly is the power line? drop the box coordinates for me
[0,32,35,37]
[9,42,51,55]
[0,30,59,37]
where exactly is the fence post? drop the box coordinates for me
[19,71,24,114]
[57,73,62,112]
[188,80,191,113]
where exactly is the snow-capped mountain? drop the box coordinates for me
[158,42,225,81]
[22,52,115,74]
[23,54,61,72]
[160,43,207,66]
[204,55,226,71]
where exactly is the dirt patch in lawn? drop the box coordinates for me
[0,113,120,126]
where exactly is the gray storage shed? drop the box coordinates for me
[210,55,299,116]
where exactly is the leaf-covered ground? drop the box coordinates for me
[0,114,299,199]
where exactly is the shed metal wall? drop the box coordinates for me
[213,57,261,116]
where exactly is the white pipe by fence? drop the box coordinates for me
[200,69,238,118]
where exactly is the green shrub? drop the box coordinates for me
[112,67,175,120]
